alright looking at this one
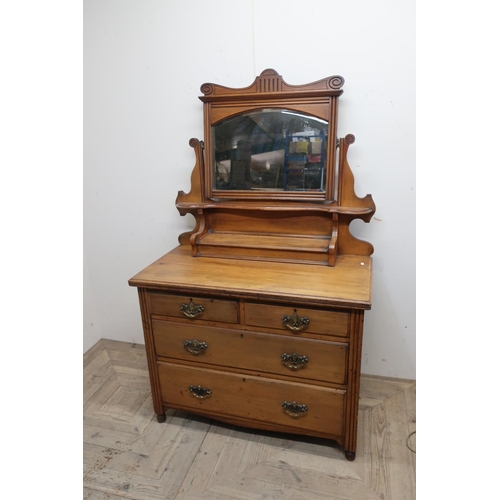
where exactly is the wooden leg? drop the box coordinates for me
[345,451,355,461]
[156,413,166,423]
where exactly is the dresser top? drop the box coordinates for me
[129,246,372,309]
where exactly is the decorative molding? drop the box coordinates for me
[199,69,344,101]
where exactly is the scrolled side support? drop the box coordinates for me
[176,138,205,245]
[337,135,376,256]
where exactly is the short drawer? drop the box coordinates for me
[152,320,348,385]
[157,361,345,438]
[149,293,238,324]
[244,302,349,338]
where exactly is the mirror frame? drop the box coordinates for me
[199,69,344,202]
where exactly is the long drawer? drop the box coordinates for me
[152,320,348,385]
[244,302,349,338]
[157,361,345,437]
[149,293,239,323]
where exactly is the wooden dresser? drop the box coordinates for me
[129,70,375,460]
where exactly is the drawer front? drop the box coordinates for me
[152,320,348,385]
[245,302,349,338]
[149,293,238,324]
[157,362,345,437]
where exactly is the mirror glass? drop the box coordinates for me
[212,109,328,192]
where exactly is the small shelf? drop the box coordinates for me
[198,232,329,252]
[195,231,334,266]
[177,200,373,216]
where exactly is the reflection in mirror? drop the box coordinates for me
[213,109,328,192]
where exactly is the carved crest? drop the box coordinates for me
[199,68,344,100]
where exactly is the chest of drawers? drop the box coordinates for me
[129,246,372,460]
[129,70,375,460]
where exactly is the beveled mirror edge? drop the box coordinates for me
[211,108,329,196]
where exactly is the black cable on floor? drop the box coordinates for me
[406,430,416,453]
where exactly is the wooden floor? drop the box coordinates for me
[84,339,416,500]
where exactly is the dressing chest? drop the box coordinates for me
[128,69,376,460]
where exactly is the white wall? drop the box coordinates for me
[83,252,103,352]
[84,0,415,379]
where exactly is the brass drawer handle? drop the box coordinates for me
[184,339,208,355]
[282,401,308,417]
[282,309,310,331]
[189,385,212,399]
[180,298,205,319]
[281,352,308,370]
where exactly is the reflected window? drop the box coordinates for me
[213,109,328,192]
